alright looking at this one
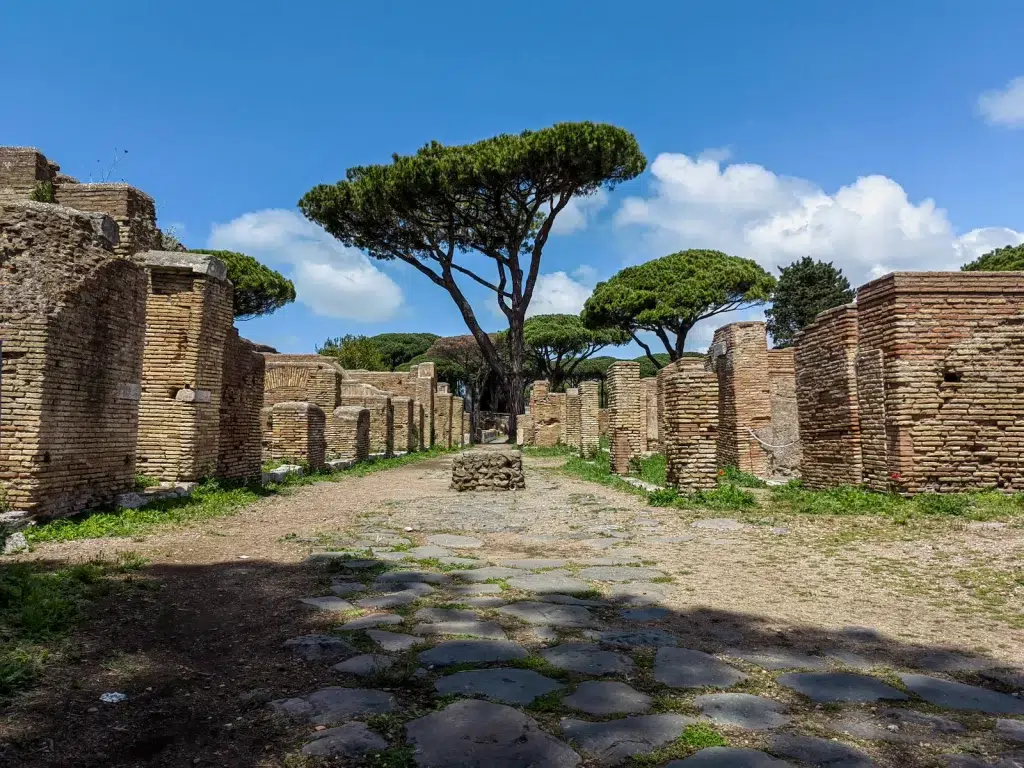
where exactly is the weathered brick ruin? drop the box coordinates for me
[342,363,438,450]
[796,272,1024,493]
[217,329,266,481]
[607,362,644,474]
[339,381,393,457]
[451,395,466,448]
[521,381,567,448]
[261,402,326,470]
[579,381,601,456]
[327,406,370,462]
[434,384,453,449]
[658,358,719,490]
[564,388,582,451]
[642,377,660,453]
[263,355,342,412]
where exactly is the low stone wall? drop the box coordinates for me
[451,450,525,491]
[217,329,266,482]
[327,406,370,462]
[340,382,393,456]
[261,402,326,470]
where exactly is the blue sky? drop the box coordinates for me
[4,1,1023,355]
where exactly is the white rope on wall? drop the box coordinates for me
[748,428,800,450]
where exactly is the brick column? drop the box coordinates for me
[391,396,414,452]
[416,363,436,447]
[579,381,601,456]
[710,322,771,476]
[327,406,370,462]
[565,388,582,450]
[608,361,642,474]
[659,358,719,490]
[261,402,326,470]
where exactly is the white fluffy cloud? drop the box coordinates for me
[527,271,594,317]
[978,76,1024,128]
[615,152,1024,288]
[208,209,403,322]
[550,188,609,235]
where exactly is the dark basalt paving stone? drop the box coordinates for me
[622,607,669,622]
[541,594,607,606]
[435,667,563,705]
[561,713,693,767]
[419,639,529,667]
[540,642,635,676]
[578,566,667,582]
[406,699,580,767]
[414,607,478,622]
[375,551,414,562]
[588,629,681,649]
[506,573,592,594]
[374,580,435,596]
[654,647,748,689]
[941,755,1024,767]
[451,583,502,596]
[606,583,669,605]
[407,545,453,559]
[497,601,599,628]
[355,590,421,609]
[695,693,790,730]
[376,570,451,585]
[996,718,1024,743]
[301,722,388,758]
[500,558,568,569]
[914,650,995,673]
[284,634,358,663]
[335,558,381,569]
[299,596,356,612]
[340,613,403,631]
[900,674,1024,714]
[731,648,829,671]
[332,654,394,676]
[427,534,485,549]
[330,581,366,596]
[666,747,794,766]
[269,687,397,726]
[438,556,480,566]
[829,707,967,742]
[464,596,507,608]
[366,630,420,652]
[564,681,652,715]
[769,733,874,767]
[412,621,507,640]
[451,566,520,583]
[778,672,909,703]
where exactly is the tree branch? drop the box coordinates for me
[630,332,665,370]
[449,261,512,297]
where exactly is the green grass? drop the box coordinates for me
[559,452,649,497]
[630,453,666,486]
[648,484,758,512]
[629,723,727,766]
[133,474,159,490]
[28,447,459,544]
[0,553,149,698]
[522,444,575,458]
[718,465,767,488]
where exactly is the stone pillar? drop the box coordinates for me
[261,402,326,470]
[327,406,370,462]
[391,396,415,453]
[136,251,233,482]
[710,322,772,476]
[565,388,582,450]
[608,362,642,474]
[516,414,534,446]
[451,396,465,447]
[435,388,453,448]
[217,329,266,482]
[415,363,437,447]
[340,382,393,457]
[659,358,719,490]
[642,377,660,453]
[579,381,601,456]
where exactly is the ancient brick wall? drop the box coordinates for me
[854,272,1024,493]
[794,304,862,489]
[54,184,161,258]
[0,202,147,517]
[135,252,233,482]
[658,358,719,490]
[516,414,534,446]
[340,382,393,456]
[392,396,414,452]
[0,147,55,198]
[451,396,465,447]
[607,362,643,474]
[710,323,772,476]
[327,406,370,462]
[263,355,342,412]
[217,329,265,482]
[598,408,609,438]
[642,377,660,452]
[565,388,582,450]
[434,389,453,449]
[766,348,802,476]
[415,363,437,448]
[529,381,567,448]
[261,402,326,470]
[579,381,600,456]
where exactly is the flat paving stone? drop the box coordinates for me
[366,629,420,651]
[829,707,966,742]
[666,747,793,766]
[900,674,1024,714]
[732,648,829,671]
[582,537,621,550]
[419,639,528,667]
[578,566,667,582]
[406,699,580,767]
[452,566,520,583]
[464,596,507,608]
[269,687,397,726]
[769,733,874,767]
[375,551,414,562]
[778,672,909,703]
[376,570,451,585]
[408,544,453,559]
[355,590,421,609]
[330,581,366,596]
[299,596,356,612]
[691,518,746,531]
[451,583,502,596]
[540,642,635,676]
[562,713,693,767]
[412,621,507,640]
[622,607,669,622]
[332,653,394,676]
[646,535,695,543]
[997,719,1024,743]
[606,583,669,605]
[439,556,481,566]
[532,626,559,644]
[428,534,485,549]
[334,558,381,569]
[414,607,478,622]
[580,557,643,566]
[564,680,652,715]
[374,580,435,596]
[284,634,358,663]
[435,667,564,705]
[914,650,995,673]
[695,693,789,730]
[588,629,682,649]
[305,552,371,564]
[500,558,569,569]
[301,721,389,758]
[497,601,600,628]
[654,647,748,689]
[941,755,1024,767]
[541,594,607,606]
[506,573,592,594]
[340,613,404,631]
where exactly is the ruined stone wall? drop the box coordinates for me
[0,202,146,517]
[794,304,862,489]
[658,358,719,491]
[607,362,643,474]
[710,323,772,476]
[516,414,534,446]
[261,402,326,470]
[415,363,437,448]
[565,388,582,450]
[392,396,414,452]
[579,381,601,456]
[854,272,1024,493]
[598,408,609,438]
[327,406,370,462]
[530,381,567,448]
[0,147,55,198]
[135,252,233,482]
[435,389,453,449]
[451,396,465,447]
[643,377,660,453]
[340,382,393,456]
[53,184,161,258]
[263,355,342,412]
[766,348,801,476]
[217,329,265,482]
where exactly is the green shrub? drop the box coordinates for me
[648,487,680,507]
[718,465,767,488]
[631,453,667,486]
[29,181,55,203]
[690,483,758,511]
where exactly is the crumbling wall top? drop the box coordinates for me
[142,250,228,281]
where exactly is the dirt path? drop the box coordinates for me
[3,450,1022,767]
